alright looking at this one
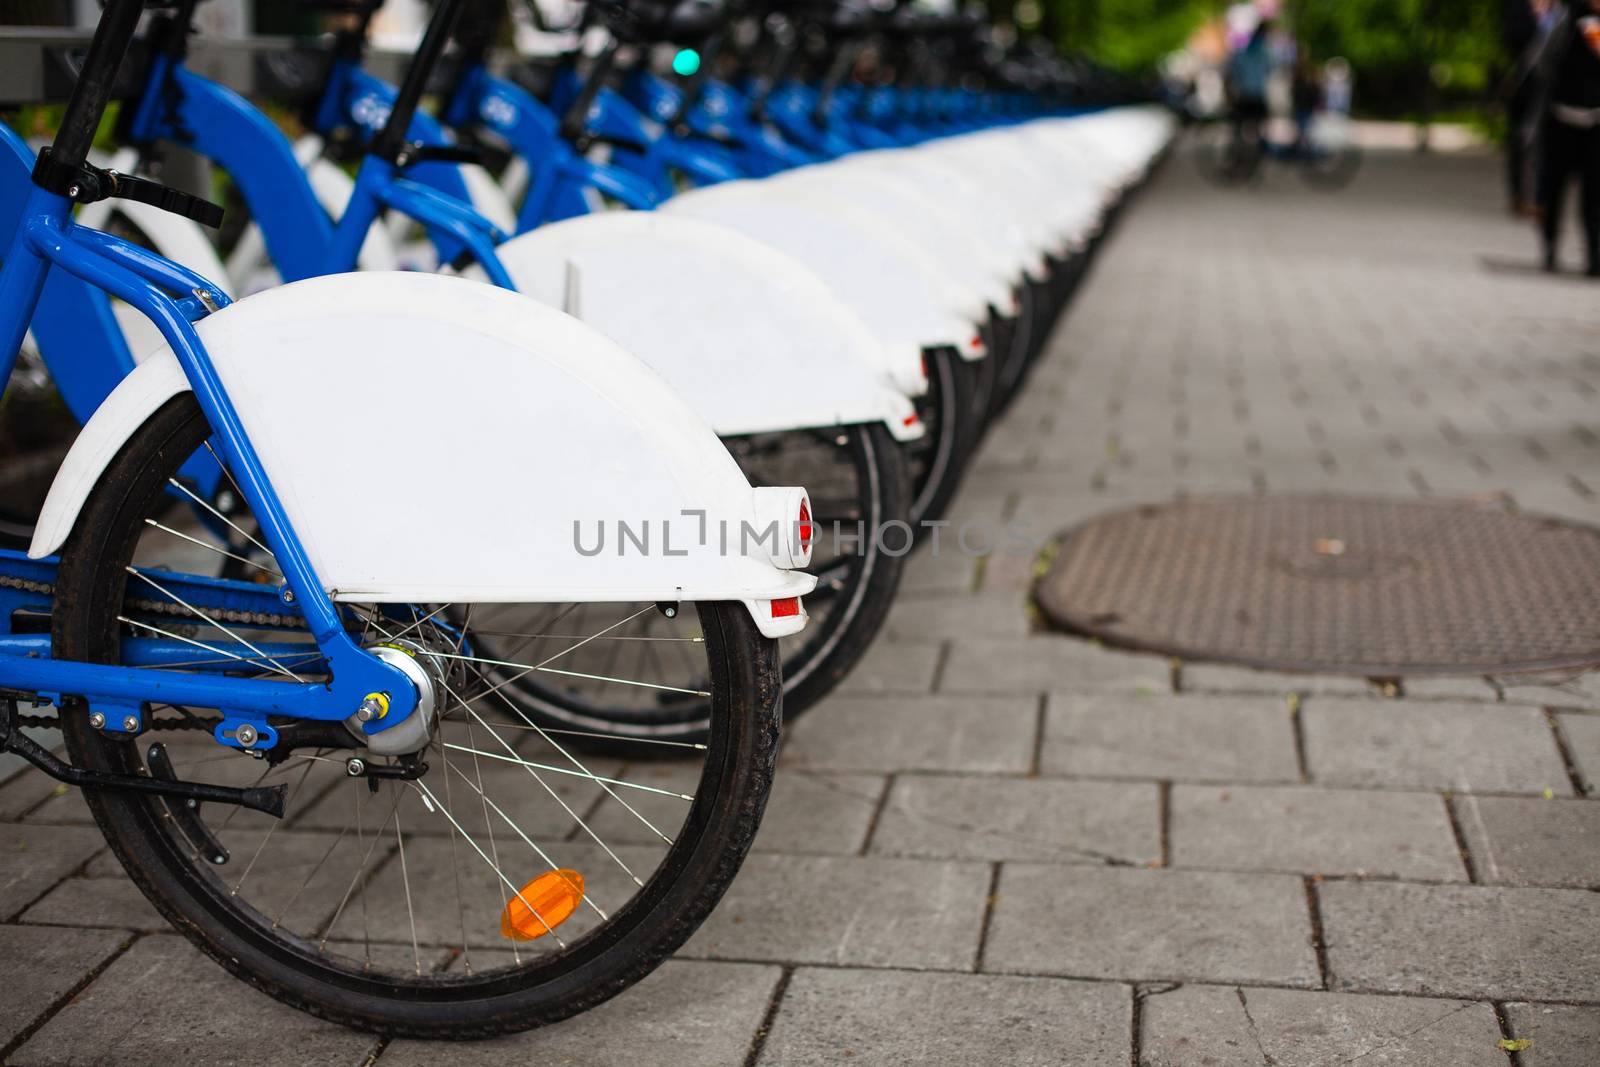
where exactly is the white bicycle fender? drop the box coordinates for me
[489,214,923,441]
[29,272,815,638]
[771,165,1016,310]
[666,182,982,362]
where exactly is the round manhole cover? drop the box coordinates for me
[1033,495,1600,676]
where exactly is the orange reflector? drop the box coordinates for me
[771,597,801,618]
[500,869,584,941]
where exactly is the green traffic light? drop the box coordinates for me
[672,49,701,76]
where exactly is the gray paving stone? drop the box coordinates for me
[883,592,1033,642]
[1453,795,1600,887]
[782,694,1037,774]
[1503,1003,1600,1067]
[1401,676,1503,702]
[899,544,978,597]
[942,637,1171,695]
[752,771,885,855]
[13,934,378,1066]
[1180,663,1379,698]
[832,639,942,694]
[0,769,64,822]
[20,875,167,931]
[0,924,129,1048]
[681,853,988,970]
[583,765,883,855]
[1557,712,1600,795]
[1321,881,1600,1000]
[975,541,1054,596]
[1042,692,1301,783]
[1139,984,1504,1067]
[1171,784,1466,881]
[1496,672,1600,712]
[0,726,61,791]
[0,757,93,825]
[12,782,94,825]
[759,968,1129,1066]
[1302,699,1572,795]
[869,775,1159,865]
[985,866,1319,986]
[0,823,104,921]
[382,960,780,1067]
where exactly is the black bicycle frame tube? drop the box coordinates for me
[558,38,620,144]
[45,0,147,174]
[813,38,862,124]
[445,0,507,106]
[669,29,724,125]
[370,0,468,162]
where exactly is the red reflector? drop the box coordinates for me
[970,335,983,349]
[771,597,801,618]
[798,499,813,552]
[902,413,919,428]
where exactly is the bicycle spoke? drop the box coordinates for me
[413,779,567,948]
[393,803,422,976]
[440,744,695,800]
[166,476,274,560]
[141,517,283,578]
[124,567,307,681]
[117,616,304,681]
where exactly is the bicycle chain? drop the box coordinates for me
[0,571,304,629]
[2,570,296,733]
[15,709,218,732]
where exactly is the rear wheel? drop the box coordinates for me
[482,424,909,743]
[55,393,782,1037]
[908,346,976,530]
[1300,125,1363,189]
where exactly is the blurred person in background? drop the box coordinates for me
[1228,19,1276,148]
[1291,54,1322,156]
[1531,0,1600,276]
[1505,0,1559,216]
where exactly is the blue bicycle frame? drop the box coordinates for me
[118,49,513,288]
[0,135,418,755]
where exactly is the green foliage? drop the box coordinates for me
[1289,0,1503,105]
[1040,0,1217,72]
[1033,0,1508,115]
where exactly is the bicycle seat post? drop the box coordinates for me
[369,0,467,163]
[43,0,147,176]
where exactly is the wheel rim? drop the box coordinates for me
[56,398,768,1006]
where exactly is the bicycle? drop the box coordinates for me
[1194,107,1363,189]
[34,0,917,738]
[1,0,815,1037]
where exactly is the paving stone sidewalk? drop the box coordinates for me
[4,144,1599,1066]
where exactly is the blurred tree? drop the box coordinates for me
[1287,0,1501,116]
[1042,0,1210,70]
[1031,0,1505,118]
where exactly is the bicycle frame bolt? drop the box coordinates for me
[121,715,139,733]
[354,693,390,723]
[346,757,366,777]
[234,724,258,748]
[280,588,295,604]
[67,184,79,198]
[88,712,105,730]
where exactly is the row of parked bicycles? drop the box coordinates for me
[0,0,1170,1038]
